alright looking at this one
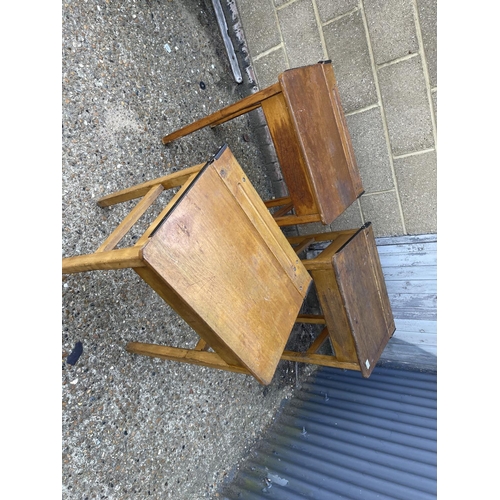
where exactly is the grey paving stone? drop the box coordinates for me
[431,89,437,125]
[277,0,324,68]
[416,0,437,87]
[329,201,364,232]
[296,200,363,236]
[378,55,434,155]
[245,108,284,184]
[235,0,281,56]
[393,150,437,234]
[253,47,288,88]
[298,220,332,236]
[316,0,358,23]
[323,10,378,113]
[360,191,404,236]
[346,107,394,193]
[363,0,419,65]
[272,178,288,197]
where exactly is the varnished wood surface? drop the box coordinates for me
[296,314,326,324]
[261,93,317,216]
[133,172,199,247]
[279,63,362,223]
[321,63,363,196]
[142,146,311,384]
[305,326,329,355]
[303,231,357,271]
[62,247,145,274]
[331,224,395,376]
[127,342,251,375]
[280,351,361,371]
[161,83,281,144]
[160,62,364,226]
[96,163,204,207]
[211,147,311,296]
[287,224,395,378]
[63,145,312,385]
[311,268,358,362]
[97,184,164,253]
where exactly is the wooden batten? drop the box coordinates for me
[96,184,164,253]
[96,164,204,207]
[126,343,251,376]
[281,351,360,371]
[62,247,145,274]
[161,83,281,144]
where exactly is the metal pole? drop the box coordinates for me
[211,0,243,83]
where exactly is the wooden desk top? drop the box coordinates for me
[142,145,312,385]
[278,62,364,223]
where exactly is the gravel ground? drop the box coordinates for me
[62,1,318,498]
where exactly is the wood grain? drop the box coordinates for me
[96,184,164,252]
[141,147,310,385]
[160,62,364,227]
[97,163,204,207]
[62,247,145,274]
[161,83,281,144]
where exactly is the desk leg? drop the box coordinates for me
[126,342,251,376]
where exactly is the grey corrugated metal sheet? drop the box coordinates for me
[221,366,436,500]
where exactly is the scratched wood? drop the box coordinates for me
[261,92,317,216]
[279,63,364,223]
[285,224,395,378]
[63,145,311,385]
[321,63,363,196]
[300,232,437,370]
[332,224,395,377]
[141,146,311,385]
[161,62,364,226]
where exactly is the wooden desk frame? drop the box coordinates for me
[62,145,311,385]
[162,61,364,227]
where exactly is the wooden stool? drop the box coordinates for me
[62,145,312,385]
[162,61,364,227]
[283,223,395,378]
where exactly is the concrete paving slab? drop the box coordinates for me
[277,0,324,67]
[328,201,364,233]
[252,47,288,88]
[323,9,378,113]
[316,0,359,23]
[233,0,281,56]
[364,0,419,64]
[416,0,438,88]
[346,107,394,192]
[432,89,437,124]
[393,150,437,234]
[378,55,435,155]
[360,191,405,236]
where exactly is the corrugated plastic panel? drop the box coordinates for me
[221,366,437,500]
